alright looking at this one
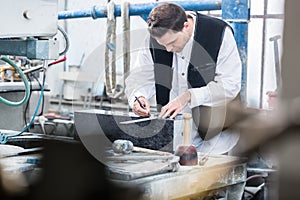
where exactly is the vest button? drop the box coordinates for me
[181,73,185,76]
[181,56,185,59]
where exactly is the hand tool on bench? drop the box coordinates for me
[119,116,159,124]
[174,113,198,165]
[119,113,176,125]
[112,139,171,156]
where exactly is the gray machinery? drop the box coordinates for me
[0,0,59,133]
[0,0,59,59]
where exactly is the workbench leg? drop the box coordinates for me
[226,182,246,200]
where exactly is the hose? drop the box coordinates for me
[58,26,70,56]
[105,0,116,96]
[122,0,130,81]
[0,57,30,106]
[0,60,47,144]
[112,0,130,99]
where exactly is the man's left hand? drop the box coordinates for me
[159,90,191,119]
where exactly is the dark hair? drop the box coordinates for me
[147,3,187,38]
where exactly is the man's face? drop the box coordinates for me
[155,29,190,53]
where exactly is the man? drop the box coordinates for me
[125,3,242,154]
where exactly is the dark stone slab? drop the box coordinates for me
[74,110,181,152]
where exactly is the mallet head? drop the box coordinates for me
[112,139,134,154]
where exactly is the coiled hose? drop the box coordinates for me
[0,60,47,144]
[0,57,30,106]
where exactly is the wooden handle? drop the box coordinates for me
[133,146,172,156]
[183,113,192,145]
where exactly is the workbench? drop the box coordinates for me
[0,130,246,199]
[74,109,247,199]
[108,153,247,200]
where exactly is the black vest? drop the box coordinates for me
[150,12,240,140]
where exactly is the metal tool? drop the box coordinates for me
[119,112,177,125]
[269,35,281,89]
[119,116,159,125]
[266,35,281,109]
[112,139,171,155]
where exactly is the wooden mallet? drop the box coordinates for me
[174,113,198,165]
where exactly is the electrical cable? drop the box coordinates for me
[0,60,47,144]
[23,75,33,126]
[0,57,30,106]
[246,174,267,182]
[23,56,67,74]
[32,73,44,116]
[58,26,70,56]
[244,175,267,198]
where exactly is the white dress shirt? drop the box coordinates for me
[125,13,242,154]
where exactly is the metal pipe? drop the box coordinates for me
[222,0,250,104]
[259,0,268,109]
[59,0,69,113]
[58,0,221,20]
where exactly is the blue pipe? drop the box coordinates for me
[58,0,221,20]
[222,0,250,103]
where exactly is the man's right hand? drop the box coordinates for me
[159,90,191,119]
[132,96,151,117]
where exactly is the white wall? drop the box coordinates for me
[47,0,285,109]
[247,0,285,108]
[48,0,150,99]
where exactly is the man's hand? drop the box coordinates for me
[159,90,191,119]
[132,96,151,117]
